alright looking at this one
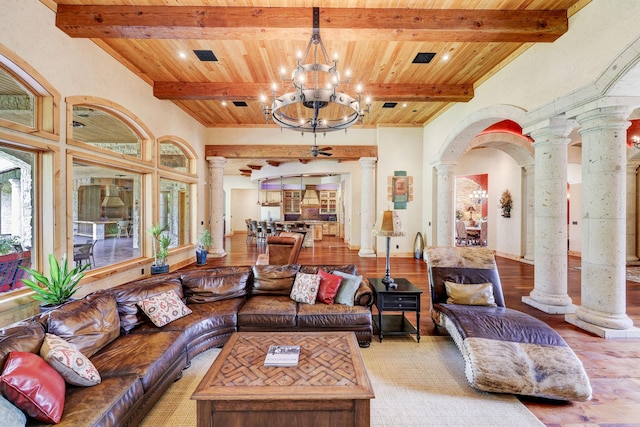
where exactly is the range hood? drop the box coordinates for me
[301,186,320,206]
[102,185,125,207]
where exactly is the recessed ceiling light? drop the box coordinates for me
[193,50,218,62]
[178,52,187,59]
[221,101,227,107]
[412,52,436,64]
[442,54,450,61]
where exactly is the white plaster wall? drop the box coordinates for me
[376,127,423,256]
[456,148,523,257]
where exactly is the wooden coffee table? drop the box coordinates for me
[191,331,374,427]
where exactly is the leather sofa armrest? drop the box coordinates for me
[354,279,374,308]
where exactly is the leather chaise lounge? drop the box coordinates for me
[0,263,373,426]
[425,246,592,402]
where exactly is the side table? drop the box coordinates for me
[369,277,422,342]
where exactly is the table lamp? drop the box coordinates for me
[372,210,405,288]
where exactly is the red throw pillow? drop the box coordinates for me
[317,269,343,304]
[0,351,66,423]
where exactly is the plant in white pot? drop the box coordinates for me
[196,228,212,266]
[20,253,90,310]
[148,224,171,274]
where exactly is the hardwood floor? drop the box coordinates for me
[195,233,640,427]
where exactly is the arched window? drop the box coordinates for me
[0,49,59,296]
[67,97,154,268]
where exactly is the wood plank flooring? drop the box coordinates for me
[191,233,640,427]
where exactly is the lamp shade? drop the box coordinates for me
[372,210,405,237]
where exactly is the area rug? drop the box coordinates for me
[140,336,543,427]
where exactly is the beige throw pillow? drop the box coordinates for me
[444,281,497,306]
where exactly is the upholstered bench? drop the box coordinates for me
[425,246,592,401]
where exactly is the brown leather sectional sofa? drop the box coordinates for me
[0,264,374,426]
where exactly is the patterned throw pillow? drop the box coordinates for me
[333,270,363,306]
[290,272,320,304]
[137,290,193,327]
[316,269,343,305]
[40,333,101,387]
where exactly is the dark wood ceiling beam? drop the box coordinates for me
[206,145,378,160]
[56,6,567,43]
[154,82,473,102]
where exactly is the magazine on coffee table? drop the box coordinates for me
[264,345,301,367]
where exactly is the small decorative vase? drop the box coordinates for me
[195,248,208,266]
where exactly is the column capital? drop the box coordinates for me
[576,105,634,134]
[526,116,575,146]
[433,162,456,175]
[358,157,377,168]
[206,156,227,169]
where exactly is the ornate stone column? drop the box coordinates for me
[626,162,639,262]
[434,163,456,246]
[206,156,226,258]
[523,163,535,262]
[358,157,376,257]
[566,105,639,337]
[522,117,574,313]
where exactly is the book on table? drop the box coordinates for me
[264,345,301,367]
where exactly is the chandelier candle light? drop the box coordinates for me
[261,7,371,134]
[372,210,405,288]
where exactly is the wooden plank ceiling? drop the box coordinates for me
[42,0,587,175]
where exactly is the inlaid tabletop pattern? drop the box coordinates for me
[212,333,357,387]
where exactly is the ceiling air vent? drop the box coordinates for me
[382,102,398,109]
[412,52,436,64]
[233,101,248,107]
[193,50,218,62]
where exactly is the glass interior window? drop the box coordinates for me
[0,68,35,128]
[71,106,141,158]
[72,161,142,268]
[159,179,190,247]
[0,146,35,294]
[160,141,190,173]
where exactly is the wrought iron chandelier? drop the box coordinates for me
[261,7,371,134]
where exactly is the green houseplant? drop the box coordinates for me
[195,228,212,265]
[20,253,89,308]
[148,224,171,274]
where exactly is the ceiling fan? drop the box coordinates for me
[310,145,333,157]
[306,132,333,157]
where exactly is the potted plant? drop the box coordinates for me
[20,253,89,310]
[196,228,212,266]
[499,189,513,218]
[148,224,171,274]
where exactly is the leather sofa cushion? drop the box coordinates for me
[181,267,250,304]
[251,265,299,296]
[28,374,144,427]
[299,264,359,276]
[135,298,243,341]
[111,277,184,333]
[297,303,372,328]
[437,303,568,347]
[91,331,186,392]
[46,292,120,358]
[0,320,45,369]
[237,296,297,328]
